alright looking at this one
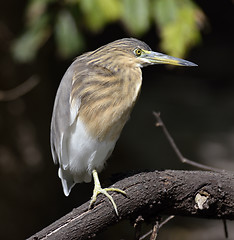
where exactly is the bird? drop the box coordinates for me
[50,38,197,215]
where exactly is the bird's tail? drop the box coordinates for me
[58,167,75,196]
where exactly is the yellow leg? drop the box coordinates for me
[89,169,126,215]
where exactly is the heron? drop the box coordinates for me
[50,38,197,215]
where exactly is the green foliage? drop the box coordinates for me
[79,0,122,31]
[12,13,51,62]
[55,10,84,58]
[122,0,150,35]
[12,0,205,62]
[12,0,53,62]
[153,0,202,57]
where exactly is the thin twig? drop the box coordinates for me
[158,215,175,229]
[0,75,39,101]
[153,111,225,173]
[139,216,175,240]
[134,215,144,240]
[150,221,159,240]
[139,224,155,240]
[222,219,228,239]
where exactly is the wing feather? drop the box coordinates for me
[50,59,86,194]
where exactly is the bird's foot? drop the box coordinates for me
[89,186,126,215]
[89,170,126,216]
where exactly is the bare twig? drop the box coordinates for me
[153,111,225,173]
[158,215,175,230]
[139,215,175,240]
[222,219,228,239]
[0,75,39,101]
[134,215,144,240]
[150,221,159,240]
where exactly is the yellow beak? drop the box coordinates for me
[141,50,197,67]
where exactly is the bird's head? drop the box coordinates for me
[87,38,197,72]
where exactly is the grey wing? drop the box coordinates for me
[50,64,73,166]
[50,61,82,195]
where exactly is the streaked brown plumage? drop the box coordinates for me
[51,38,197,215]
[70,39,148,141]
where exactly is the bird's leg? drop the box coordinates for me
[89,169,126,215]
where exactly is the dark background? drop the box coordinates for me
[0,1,234,239]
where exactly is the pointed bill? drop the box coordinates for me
[141,50,197,67]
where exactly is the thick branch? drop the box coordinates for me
[28,170,234,240]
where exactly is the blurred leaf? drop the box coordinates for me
[97,0,122,21]
[65,0,77,3]
[122,0,150,35]
[55,10,84,58]
[153,0,203,57]
[25,0,56,27]
[161,6,201,57]
[12,14,51,62]
[12,0,204,62]
[79,0,122,31]
[153,0,178,26]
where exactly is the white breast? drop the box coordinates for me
[58,117,116,195]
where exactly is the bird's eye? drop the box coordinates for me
[134,48,142,57]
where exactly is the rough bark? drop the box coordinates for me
[28,170,234,240]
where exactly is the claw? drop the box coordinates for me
[89,170,126,215]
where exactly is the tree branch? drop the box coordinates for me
[153,111,225,172]
[27,170,234,240]
[0,75,39,101]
